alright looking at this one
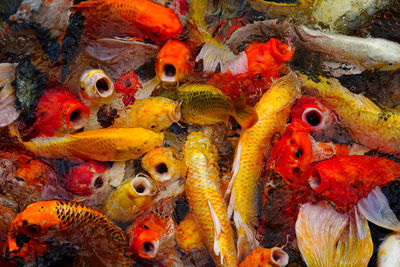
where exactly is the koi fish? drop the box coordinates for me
[141,146,184,184]
[306,155,400,211]
[33,86,90,137]
[79,69,114,108]
[184,132,237,266]
[114,70,142,106]
[4,200,132,266]
[10,126,164,161]
[226,72,301,260]
[208,38,293,105]
[126,211,175,261]
[301,74,400,154]
[72,0,182,42]
[378,232,400,266]
[112,97,181,132]
[238,247,289,267]
[162,83,258,129]
[175,212,205,254]
[65,160,108,196]
[103,173,156,223]
[0,63,20,128]
[156,40,193,84]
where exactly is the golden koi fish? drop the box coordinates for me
[301,74,400,154]
[226,72,301,260]
[183,132,237,266]
[10,126,163,161]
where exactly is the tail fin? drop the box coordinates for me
[71,0,103,11]
[8,123,24,144]
[232,97,258,129]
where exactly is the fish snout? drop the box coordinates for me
[79,69,114,106]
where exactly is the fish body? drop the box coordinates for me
[183,132,237,266]
[113,97,181,132]
[164,83,258,129]
[378,232,400,266]
[65,160,108,196]
[156,40,193,84]
[33,86,90,137]
[238,247,289,267]
[226,73,301,260]
[301,74,400,154]
[307,155,400,211]
[4,200,132,266]
[103,174,156,223]
[115,71,142,106]
[13,127,164,161]
[208,38,294,105]
[126,212,175,261]
[72,0,182,41]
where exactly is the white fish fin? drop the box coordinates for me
[358,186,400,231]
[378,232,400,267]
[225,141,241,199]
[196,41,238,73]
[233,208,258,261]
[208,200,223,264]
[227,52,248,76]
[295,202,349,266]
[108,161,125,187]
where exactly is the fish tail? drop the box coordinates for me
[8,123,24,144]
[71,0,103,11]
[231,97,258,129]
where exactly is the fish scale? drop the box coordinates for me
[184,132,237,267]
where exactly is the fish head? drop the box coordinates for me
[3,234,48,265]
[183,132,219,164]
[65,160,109,196]
[267,119,313,184]
[175,213,204,253]
[126,212,174,260]
[13,159,54,191]
[79,69,114,107]
[124,174,157,206]
[114,71,142,106]
[291,95,335,131]
[156,40,193,84]
[239,247,289,267]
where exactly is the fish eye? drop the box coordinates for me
[143,224,149,229]
[151,125,156,129]
[27,224,41,234]
[152,32,159,37]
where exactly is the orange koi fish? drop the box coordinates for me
[239,247,289,267]
[33,86,90,137]
[156,40,193,84]
[4,200,132,266]
[72,0,182,41]
[208,38,294,105]
[306,155,400,211]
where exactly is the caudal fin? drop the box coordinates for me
[232,97,258,129]
[71,0,103,11]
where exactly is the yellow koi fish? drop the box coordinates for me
[301,74,400,154]
[183,132,237,267]
[10,126,163,161]
[226,72,301,260]
[112,97,181,132]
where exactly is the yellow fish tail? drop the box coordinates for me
[8,123,23,143]
[231,97,258,129]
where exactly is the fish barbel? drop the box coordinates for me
[10,126,163,161]
[301,74,400,154]
[183,132,237,266]
[226,72,301,260]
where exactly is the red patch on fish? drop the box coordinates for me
[306,155,400,211]
[115,71,142,106]
[34,86,90,137]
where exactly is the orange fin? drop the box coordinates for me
[232,97,258,129]
[71,0,103,11]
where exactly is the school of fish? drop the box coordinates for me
[0,0,400,266]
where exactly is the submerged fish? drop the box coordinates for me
[184,132,237,266]
[4,200,132,266]
[163,83,258,129]
[33,86,90,137]
[226,73,301,260]
[301,74,400,154]
[72,0,182,41]
[103,173,156,223]
[156,40,193,84]
[113,97,181,132]
[175,212,205,254]
[10,126,163,161]
[238,247,289,267]
[306,155,400,211]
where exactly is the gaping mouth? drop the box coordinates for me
[302,108,324,130]
[270,247,289,266]
[95,76,114,98]
[161,64,177,83]
[68,107,89,129]
[131,174,154,196]
[141,240,158,258]
[168,104,181,122]
[309,171,321,190]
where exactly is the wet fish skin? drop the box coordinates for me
[10,126,164,161]
[301,74,400,154]
[183,132,237,267]
[238,246,289,267]
[226,72,301,260]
